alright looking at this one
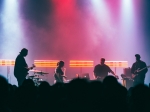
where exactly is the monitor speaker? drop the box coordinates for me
[80,73,90,80]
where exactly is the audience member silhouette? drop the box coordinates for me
[0,76,11,112]
[129,84,150,112]
[0,75,150,112]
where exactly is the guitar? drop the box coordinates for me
[26,64,36,75]
[54,68,67,83]
[132,65,150,79]
[62,68,67,82]
[54,73,67,82]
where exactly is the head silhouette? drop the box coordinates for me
[100,58,105,65]
[22,79,34,87]
[103,76,118,87]
[57,61,64,68]
[20,48,28,57]
[135,54,141,61]
[0,75,9,104]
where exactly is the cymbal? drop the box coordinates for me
[28,76,35,78]
[33,77,39,79]
[29,70,49,75]
[36,72,49,75]
[29,70,41,72]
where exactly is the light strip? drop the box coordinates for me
[34,60,59,67]
[0,59,15,66]
[70,60,94,67]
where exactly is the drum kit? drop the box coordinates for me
[27,69,49,86]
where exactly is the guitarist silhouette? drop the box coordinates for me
[14,48,35,86]
[131,54,148,86]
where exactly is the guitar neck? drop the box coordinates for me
[29,67,33,70]
[138,66,149,72]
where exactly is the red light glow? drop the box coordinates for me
[70,60,94,67]
[105,61,128,67]
[34,60,59,67]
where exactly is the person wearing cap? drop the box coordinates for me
[131,54,148,86]
[14,48,34,86]
[93,58,118,81]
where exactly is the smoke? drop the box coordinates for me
[0,0,150,84]
[0,0,23,59]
